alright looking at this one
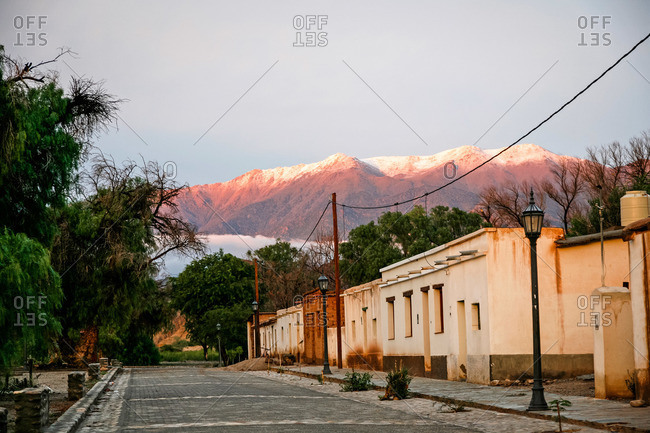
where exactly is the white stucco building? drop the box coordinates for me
[378,227,629,384]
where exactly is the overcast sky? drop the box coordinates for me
[2,1,649,188]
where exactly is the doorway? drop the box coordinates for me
[422,290,431,373]
[457,301,467,381]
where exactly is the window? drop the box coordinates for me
[433,285,444,333]
[471,303,481,331]
[351,320,356,341]
[372,318,377,339]
[386,297,395,340]
[404,291,413,338]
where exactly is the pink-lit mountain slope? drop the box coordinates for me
[174,144,579,239]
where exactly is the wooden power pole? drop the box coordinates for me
[254,258,261,357]
[332,193,343,369]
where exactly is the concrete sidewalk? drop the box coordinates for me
[277,364,650,432]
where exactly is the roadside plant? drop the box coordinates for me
[340,370,374,392]
[380,363,412,400]
[447,402,468,412]
[549,398,572,432]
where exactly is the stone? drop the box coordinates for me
[99,357,109,371]
[489,380,499,386]
[525,379,534,385]
[14,387,50,433]
[630,399,646,407]
[68,372,86,401]
[0,407,7,433]
[88,363,101,380]
[503,379,511,386]
[576,374,594,381]
[433,402,456,413]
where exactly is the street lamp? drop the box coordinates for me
[318,275,332,375]
[216,323,222,367]
[522,189,548,411]
[252,300,261,358]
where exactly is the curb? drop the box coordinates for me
[272,367,648,433]
[45,367,121,433]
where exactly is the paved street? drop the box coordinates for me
[76,366,609,432]
[77,367,472,432]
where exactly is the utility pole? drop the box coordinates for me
[254,259,261,357]
[332,193,342,369]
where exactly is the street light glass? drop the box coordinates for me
[318,275,329,293]
[216,323,221,331]
[252,300,258,311]
[522,189,544,238]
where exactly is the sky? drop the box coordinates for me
[2,1,650,273]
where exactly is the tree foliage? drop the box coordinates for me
[0,46,120,246]
[0,46,119,367]
[0,230,62,373]
[249,240,318,311]
[340,206,488,286]
[171,251,254,359]
[51,155,203,361]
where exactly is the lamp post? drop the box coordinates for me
[216,323,222,367]
[522,189,548,411]
[252,300,261,358]
[318,275,332,375]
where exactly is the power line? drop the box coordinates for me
[340,31,650,211]
[298,201,331,252]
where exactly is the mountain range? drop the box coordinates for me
[173,144,577,239]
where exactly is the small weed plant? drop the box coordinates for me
[380,363,412,400]
[549,398,572,432]
[340,370,374,392]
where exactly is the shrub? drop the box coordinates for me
[340,370,374,392]
[380,364,412,400]
[281,353,296,365]
[160,349,220,362]
[121,334,161,366]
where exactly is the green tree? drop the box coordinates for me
[0,47,120,246]
[340,220,402,286]
[0,47,119,367]
[204,304,251,364]
[51,156,203,363]
[340,206,488,286]
[172,251,254,360]
[249,240,317,311]
[0,230,62,373]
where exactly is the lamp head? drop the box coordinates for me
[522,188,544,238]
[318,275,329,294]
